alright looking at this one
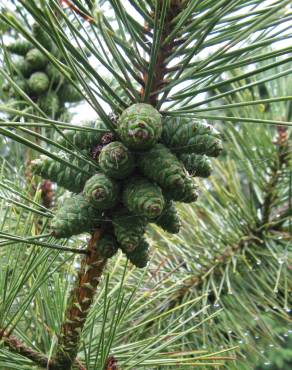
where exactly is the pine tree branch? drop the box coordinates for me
[0,330,86,370]
[261,126,290,226]
[169,126,290,307]
[141,0,185,106]
[52,229,107,370]
[1,330,53,368]
[168,234,261,308]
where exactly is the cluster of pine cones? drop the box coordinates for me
[32,103,223,267]
[3,24,83,118]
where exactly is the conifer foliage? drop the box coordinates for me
[0,1,291,370]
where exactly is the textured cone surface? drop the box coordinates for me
[83,173,119,210]
[25,48,48,70]
[123,177,165,219]
[95,234,118,258]
[179,154,212,177]
[28,72,49,95]
[46,63,63,85]
[7,40,32,55]
[9,77,28,97]
[117,103,162,150]
[179,176,199,203]
[99,141,135,179]
[162,117,223,157]
[32,23,53,51]
[154,201,181,234]
[113,209,146,252]
[51,194,102,238]
[13,59,33,78]
[138,143,198,202]
[58,84,84,103]
[31,153,96,193]
[126,237,150,268]
[58,120,109,149]
[38,92,60,116]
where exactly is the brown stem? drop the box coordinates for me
[262,126,290,226]
[141,1,185,106]
[104,355,119,370]
[41,180,55,209]
[51,229,107,370]
[60,0,94,23]
[1,330,53,368]
[1,330,87,369]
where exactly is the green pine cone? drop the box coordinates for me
[179,154,212,177]
[7,40,32,55]
[123,177,165,219]
[126,237,150,268]
[99,141,135,179]
[46,63,63,85]
[25,48,48,70]
[162,117,223,157]
[117,103,162,150]
[95,234,118,258]
[58,84,84,103]
[32,23,53,51]
[112,209,146,252]
[177,176,198,203]
[83,173,119,210]
[31,153,96,193]
[58,120,109,149]
[38,92,60,116]
[51,194,102,238]
[12,58,33,78]
[8,77,28,97]
[154,201,181,234]
[28,72,50,95]
[138,143,198,202]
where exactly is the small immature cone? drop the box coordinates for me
[112,209,146,252]
[31,153,95,193]
[138,143,198,202]
[95,234,118,258]
[83,173,119,210]
[28,72,50,95]
[46,63,63,85]
[25,48,48,70]
[126,237,150,268]
[162,117,223,157]
[123,177,165,219]
[7,40,32,55]
[117,103,162,150]
[58,120,110,150]
[154,201,181,234]
[51,194,102,238]
[38,92,60,116]
[13,58,33,78]
[58,84,84,103]
[8,77,28,97]
[179,154,212,177]
[99,141,135,179]
[32,23,53,51]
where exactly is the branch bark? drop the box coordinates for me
[51,229,107,370]
[0,330,86,370]
[141,1,185,106]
